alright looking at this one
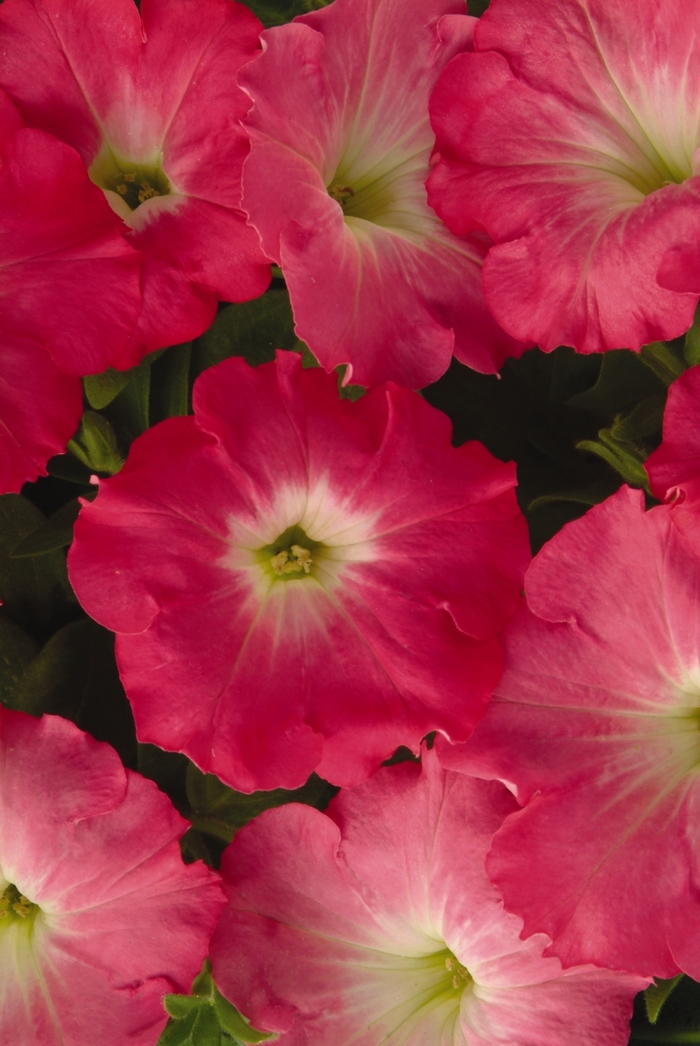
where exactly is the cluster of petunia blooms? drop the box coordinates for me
[4,0,700,1041]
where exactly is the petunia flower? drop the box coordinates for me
[67,351,530,793]
[428,0,700,355]
[0,0,271,366]
[438,485,700,979]
[237,0,524,391]
[209,750,646,1046]
[0,90,141,493]
[0,707,224,1046]
[646,364,700,555]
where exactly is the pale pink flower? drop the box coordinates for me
[68,352,529,793]
[238,0,524,390]
[428,0,700,355]
[210,750,646,1046]
[439,486,700,978]
[0,0,271,365]
[0,708,224,1046]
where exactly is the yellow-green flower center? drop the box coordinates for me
[444,952,472,991]
[327,169,398,223]
[0,883,37,924]
[89,145,171,211]
[258,525,324,583]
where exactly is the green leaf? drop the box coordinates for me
[68,411,124,475]
[608,395,666,442]
[639,341,686,386]
[150,342,192,422]
[335,365,365,401]
[237,0,328,27]
[0,494,76,635]
[46,453,93,485]
[137,744,190,808]
[157,1005,222,1046]
[10,495,95,558]
[630,1032,700,1043]
[12,620,136,763]
[528,483,618,512]
[186,764,336,842]
[576,430,650,490]
[300,341,319,368]
[191,958,215,998]
[103,359,152,442]
[0,611,39,708]
[165,995,206,1020]
[192,291,297,376]
[83,367,133,409]
[179,828,219,868]
[685,306,700,367]
[213,989,275,1043]
[423,347,632,551]
[566,351,665,418]
[646,976,686,1025]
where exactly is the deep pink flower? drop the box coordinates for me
[67,352,529,793]
[646,365,700,556]
[0,91,142,493]
[0,708,224,1046]
[237,0,524,390]
[0,0,271,366]
[428,0,700,355]
[209,750,646,1046]
[438,486,700,978]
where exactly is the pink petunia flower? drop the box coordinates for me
[646,364,700,555]
[428,0,700,355]
[0,0,271,366]
[0,90,142,493]
[0,708,224,1046]
[237,0,524,391]
[438,485,700,978]
[209,750,646,1046]
[67,351,530,793]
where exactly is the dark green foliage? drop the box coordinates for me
[185,763,337,843]
[10,495,93,558]
[191,290,298,377]
[423,346,669,551]
[631,975,700,1042]
[150,342,192,422]
[4,619,137,767]
[237,0,330,28]
[0,495,77,638]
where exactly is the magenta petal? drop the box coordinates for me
[646,365,700,557]
[440,486,700,977]
[0,126,141,375]
[239,0,522,388]
[118,198,270,366]
[0,0,271,361]
[0,709,223,1046]
[0,338,82,494]
[210,753,645,1046]
[69,353,529,791]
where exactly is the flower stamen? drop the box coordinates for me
[0,883,36,920]
[271,544,313,575]
[445,953,472,990]
[329,183,355,207]
[89,144,171,211]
